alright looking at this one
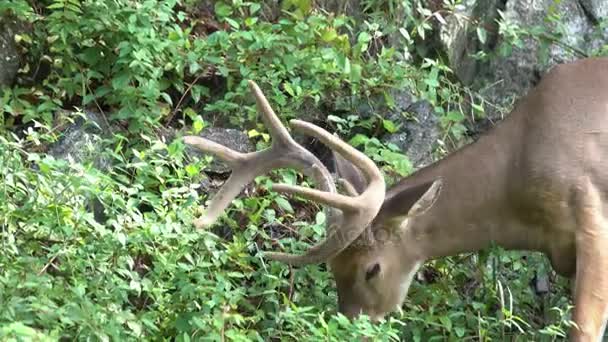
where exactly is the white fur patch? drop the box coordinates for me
[396,261,422,310]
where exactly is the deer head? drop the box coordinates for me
[184,80,442,320]
[327,152,442,320]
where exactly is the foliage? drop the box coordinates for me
[1,0,601,340]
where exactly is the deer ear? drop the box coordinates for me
[377,178,443,221]
[333,151,367,195]
[407,179,443,217]
[372,179,442,240]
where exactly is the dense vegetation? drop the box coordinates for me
[1,0,606,340]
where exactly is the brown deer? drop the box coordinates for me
[184,57,608,341]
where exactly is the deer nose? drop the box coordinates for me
[339,304,384,323]
[338,296,364,319]
[338,302,362,318]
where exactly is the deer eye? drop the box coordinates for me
[365,263,381,281]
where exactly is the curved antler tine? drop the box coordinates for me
[248,81,294,145]
[290,119,383,186]
[184,136,244,166]
[338,178,359,196]
[309,164,335,194]
[193,172,255,228]
[265,223,360,265]
[271,184,357,212]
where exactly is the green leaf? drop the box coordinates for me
[350,63,362,82]
[445,111,464,122]
[357,31,372,44]
[215,2,232,18]
[274,196,293,213]
[424,68,440,88]
[343,57,350,74]
[185,164,200,176]
[336,55,350,74]
[399,27,411,42]
[476,27,488,44]
[245,17,258,27]
[439,315,452,331]
[382,119,399,133]
[249,2,261,14]
[168,31,180,41]
[225,17,240,30]
[47,3,65,10]
[349,134,369,147]
[315,211,326,225]
[321,28,338,42]
[115,232,127,246]
[193,117,205,134]
[283,83,295,97]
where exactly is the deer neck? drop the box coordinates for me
[389,115,542,260]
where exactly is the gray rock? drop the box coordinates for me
[440,0,608,136]
[187,127,253,174]
[534,274,550,295]
[579,0,608,22]
[346,90,414,121]
[346,90,440,168]
[0,15,23,87]
[48,110,113,170]
[440,0,502,84]
[477,0,596,125]
[384,100,440,168]
[47,110,116,224]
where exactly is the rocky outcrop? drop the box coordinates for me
[440,0,608,133]
[185,127,253,174]
[346,91,441,169]
[47,110,117,223]
[0,15,23,87]
[382,99,440,169]
[579,0,608,23]
[48,111,114,170]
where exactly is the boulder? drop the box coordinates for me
[47,110,117,223]
[579,0,608,22]
[440,0,502,85]
[48,110,113,170]
[440,0,608,135]
[0,15,23,87]
[383,99,440,169]
[343,90,440,169]
[186,127,253,174]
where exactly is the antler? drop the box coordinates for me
[184,81,385,265]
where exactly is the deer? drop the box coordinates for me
[184,57,608,341]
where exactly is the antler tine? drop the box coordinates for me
[264,119,386,265]
[265,228,358,266]
[271,183,357,211]
[192,175,249,227]
[183,136,244,166]
[291,119,384,188]
[338,179,359,196]
[248,80,294,145]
